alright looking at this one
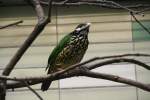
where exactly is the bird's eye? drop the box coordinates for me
[81,30,86,34]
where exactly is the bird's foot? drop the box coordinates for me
[56,68,64,71]
[78,66,89,72]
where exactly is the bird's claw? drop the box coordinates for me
[78,66,89,72]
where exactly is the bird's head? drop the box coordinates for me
[72,23,91,36]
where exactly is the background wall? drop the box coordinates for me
[0,5,150,100]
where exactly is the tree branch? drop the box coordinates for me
[0,55,149,92]
[1,57,150,82]
[0,20,23,29]
[81,70,150,92]
[0,0,53,99]
[2,0,52,76]
[1,63,150,92]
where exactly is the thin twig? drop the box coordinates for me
[0,20,23,29]
[131,12,150,35]
[23,81,43,100]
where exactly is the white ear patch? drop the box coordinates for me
[75,28,81,31]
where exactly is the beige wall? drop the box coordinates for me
[0,5,150,100]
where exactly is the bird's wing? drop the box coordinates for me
[46,34,71,70]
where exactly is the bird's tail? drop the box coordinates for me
[41,80,52,91]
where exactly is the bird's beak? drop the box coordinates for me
[75,23,91,32]
[86,23,91,33]
[86,23,91,27]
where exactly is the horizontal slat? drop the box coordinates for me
[0,34,57,48]
[60,86,136,100]
[59,31,132,43]
[0,46,54,57]
[9,68,45,77]
[0,22,132,47]
[57,6,128,16]
[60,64,135,88]
[58,21,132,43]
[0,25,56,37]
[0,68,59,90]
[6,87,136,100]
[0,22,57,47]
[0,17,56,26]
[0,6,57,19]
[57,22,132,34]
[7,89,59,100]
[133,41,150,63]
[136,63,150,84]
[0,43,133,69]
[83,43,133,61]
[57,14,131,24]
[0,46,55,68]
[57,7,150,23]
[0,54,48,68]
[88,31,132,43]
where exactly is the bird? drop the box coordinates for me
[41,23,91,91]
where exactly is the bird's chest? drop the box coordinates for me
[55,36,89,68]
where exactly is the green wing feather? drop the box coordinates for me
[46,34,71,70]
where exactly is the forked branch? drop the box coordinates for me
[0,54,150,92]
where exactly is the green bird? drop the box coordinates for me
[41,23,91,91]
